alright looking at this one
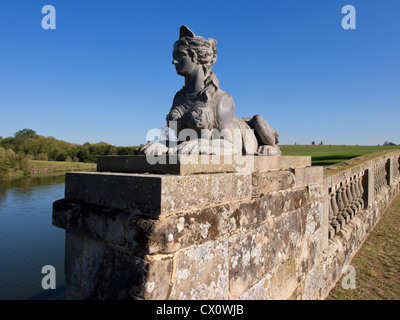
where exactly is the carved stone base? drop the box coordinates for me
[53,156,324,300]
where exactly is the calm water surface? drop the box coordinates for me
[0,175,66,300]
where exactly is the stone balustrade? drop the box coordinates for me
[319,149,400,297]
[328,172,365,239]
[324,151,400,240]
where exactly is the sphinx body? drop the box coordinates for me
[141,26,280,156]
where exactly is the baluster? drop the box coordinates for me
[348,178,358,215]
[346,181,356,217]
[329,197,336,239]
[354,175,362,208]
[350,179,360,213]
[341,185,352,222]
[358,172,364,208]
[336,187,347,226]
[331,191,340,234]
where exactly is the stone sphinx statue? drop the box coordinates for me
[141,25,280,156]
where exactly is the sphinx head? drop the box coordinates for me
[172,26,217,77]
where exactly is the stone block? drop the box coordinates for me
[54,199,129,247]
[280,156,311,169]
[250,187,309,226]
[239,258,298,300]
[228,209,302,299]
[53,199,83,231]
[295,232,321,283]
[65,171,252,216]
[97,155,238,175]
[127,203,240,254]
[302,263,323,300]
[300,201,323,240]
[291,166,323,188]
[228,224,271,299]
[169,239,229,299]
[251,155,281,171]
[135,255,174,300]
[307,183,324,202]
[249,155,311,172]
[252,170,295,196]
[64,232,107,298]
[91,248,173,300]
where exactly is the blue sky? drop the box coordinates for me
[1,0,399,146]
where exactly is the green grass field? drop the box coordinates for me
[280,145,400,167]
[30,160,96,176]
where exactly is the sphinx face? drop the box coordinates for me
[172,46,200,77]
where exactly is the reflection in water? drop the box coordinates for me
[0,175,66,206]
[0,185,5,208]
[1,174,66,190]
[0,175,66,300]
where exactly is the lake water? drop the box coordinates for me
[0,175,66,300]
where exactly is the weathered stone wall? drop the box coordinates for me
[53,151,400,300]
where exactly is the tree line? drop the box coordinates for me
[0,129,142,163]
[0,129,142,181]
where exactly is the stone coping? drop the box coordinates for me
[64,171,252,216]
[97,155,311,175]
[324,150,400,177]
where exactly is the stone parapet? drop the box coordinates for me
[54,155,325,299]
[52,151,400,300]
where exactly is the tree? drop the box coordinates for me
[320,141,323,145]
[14,129,38,139]
[55,150,68,161]
[383,141,396,146]
[311,141,315,145]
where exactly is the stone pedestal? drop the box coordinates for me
[53,155,325,300]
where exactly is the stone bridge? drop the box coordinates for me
[52,150,400,299]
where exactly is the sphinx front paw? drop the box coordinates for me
[175,139,211,155]
[140,142,169,156]
[257,145,281,156]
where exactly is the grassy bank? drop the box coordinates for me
[1,160,97,182]
[30,160,96,176]
[327,193,400,300]
[280,145,400,166]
